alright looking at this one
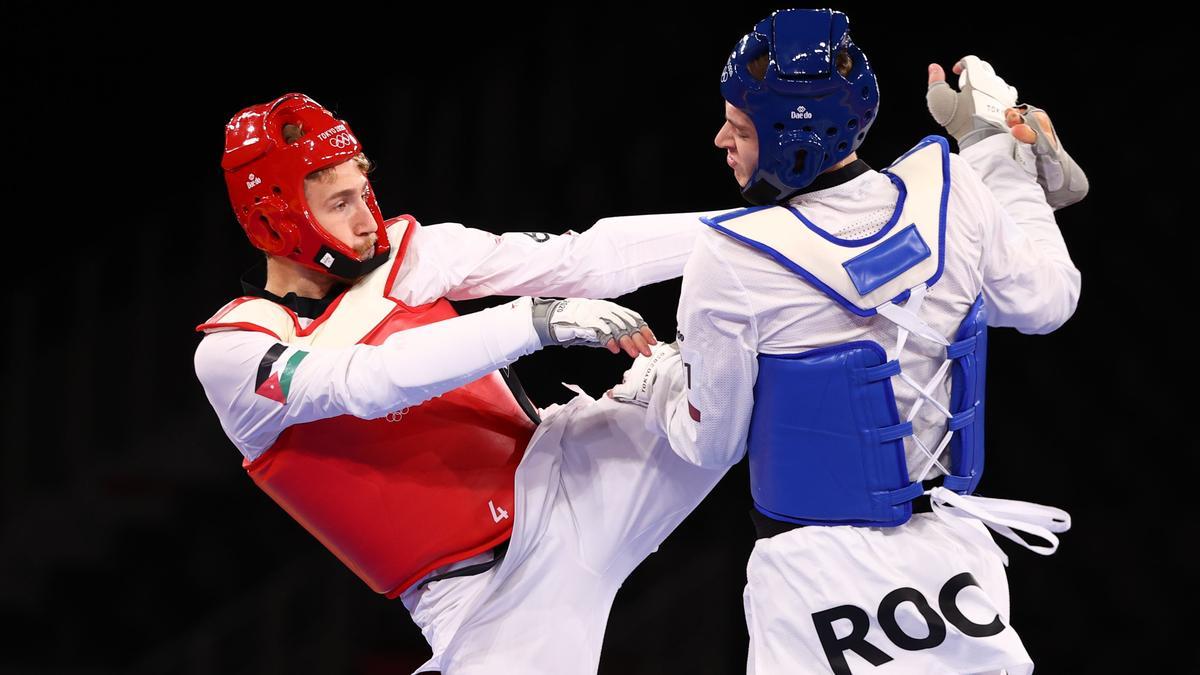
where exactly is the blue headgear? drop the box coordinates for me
[720,8,880,205]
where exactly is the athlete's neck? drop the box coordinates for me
[826,152,859,172]
[789,153,871,199]
[265,255,338,299]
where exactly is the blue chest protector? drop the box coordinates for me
[748,298,987,527]
[703,136,987,527]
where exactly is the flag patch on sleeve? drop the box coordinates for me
[255,343,309,405]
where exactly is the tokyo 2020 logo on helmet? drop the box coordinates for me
[721,8,880,205]
[222,93,391,279]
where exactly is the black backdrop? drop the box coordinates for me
[1,3,1185,673]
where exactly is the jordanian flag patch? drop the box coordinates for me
[255,343,309,405]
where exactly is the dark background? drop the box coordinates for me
[1,3,1184,673]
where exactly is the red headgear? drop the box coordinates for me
[222,93,391,279]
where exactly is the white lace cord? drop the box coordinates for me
[898,360,954,421]
[892,284,922,358]
[904,358,957,483]
[928,487,1072,566]
[912,427,955,483]
[877,291,951,348]
[876,285,959,484]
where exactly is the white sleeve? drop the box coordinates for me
[645,230,759,469]
[193,299,542,461]
[956,134,1082,334]
[414,212,716,301]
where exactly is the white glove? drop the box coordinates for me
[608,342,681,407]
[926,55,1017,149]
[528,297,648,350]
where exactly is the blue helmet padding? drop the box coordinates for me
[720,8,880,204]
[773,10,837,78]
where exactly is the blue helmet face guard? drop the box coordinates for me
[720,8,880,205]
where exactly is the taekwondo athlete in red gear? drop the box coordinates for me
[194,93,729,674]
[610,9,1086,674]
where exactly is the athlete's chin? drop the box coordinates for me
[356,236,378,259]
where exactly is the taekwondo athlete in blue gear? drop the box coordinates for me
[612,8,1082,674]
[715,7,985,527]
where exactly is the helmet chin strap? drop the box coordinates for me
[742,157,872,206]
[740,166,812,206]
[741,179,785,206]
[312,244,392,280]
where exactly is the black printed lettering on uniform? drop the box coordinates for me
[877,587,947,651]
[520,232,551,243]
[938,572,1005,638]
[812,604,893,675]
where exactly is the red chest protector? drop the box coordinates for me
[198,217,536,597]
